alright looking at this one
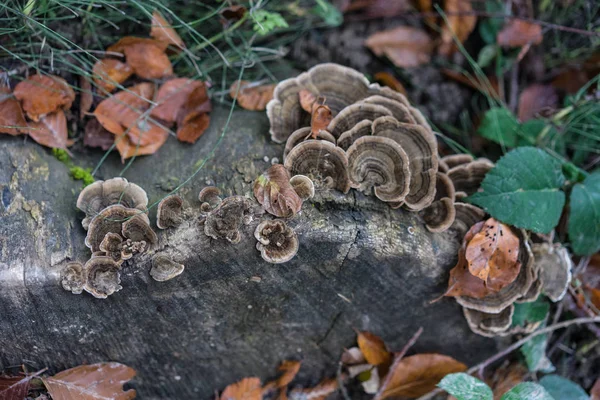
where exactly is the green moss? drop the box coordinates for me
[69,167,95,187]
[52,148,70,163]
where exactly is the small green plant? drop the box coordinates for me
[251,10,288,35]
[52,148,95,187]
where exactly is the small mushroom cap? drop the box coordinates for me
[99,232,125,265]
[204,195,253,243]
[121,239,147,259]
[532,243,573,302]
[346,136,411,203]
[77,177,148,230]
[83,256,122,299]
[326,102,392,139]
[372,116,438,210]
[254,220,299,264]
[463,305,515,337]
[361,95,416,124]
[198,186,222,213]
[267,63,373,143]
[283,127,335,161]
[122,215,158,249]
[284,140,350,193]
[337,120,372,151]
[290,175,315,200]
[61,262,85,294]
[447,159,495,199]
[150,254,185,281]
[254,164,303,218]
[450,203,486,238]
[456,229,536,314]
[441,154,474,169]
[85,205,149,252]
[156,194,184,229]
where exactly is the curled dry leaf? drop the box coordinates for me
[375,353,467,399]
[263,360,301,392]
[150,10,185,50]
[220,377,262,400]
[374,72,407,95]
[177,82,212,126]
[311,103,333,139]
[489,362,527,400]
[79,75,93,120]
[230,80,276,111]
[27,109,69,149]
[177,113,210,144]
[13,74,75,121]
[439,0,477,56]
[107,37,172,80]
[0,87,27,135]
[253,164,302,218]
[517,84,558,122]
[0,371,42,400]
[465,218,521,291]
[299,89,317,113]
[357,331,391,366]
[92,59,134,93]
[42,362,136,400]
[365,26,434,68]
[289,378,338,400]
[151,78,206,124]
[497,20,543,48]
[84,118,114,150]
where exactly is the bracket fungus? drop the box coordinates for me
[85,204,150,252]
[77,177,148,230]
[156,194,184,229]
[83,256,122,299]
[99,232,126,264]
[283,127,335,161]
[60,262,85,294]
[204,195,255,244]
[463,305,515,338]
[254,220,299,264]
[198,186,222,213]
[289,175,315,200]
[532,243,573,302]
[346,136,410,203]
[284,140,350,193]
[450,203,487,238]
[447,158,495,199]
[361,95,416,124]
[150,254,185,281]
[254,164,302,218]
[420,172,456,233]
[441,154,474,170]
[326,102,393,139]
[122,215,158,249]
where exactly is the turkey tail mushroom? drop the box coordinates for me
[447,158,495,200]
[283,127,335,161]
[61,262,86,294]
[83,256,122,299]
[156,194,184,229]
[421,172,456,233]
[150,254,185,281]
[254,220,299,264]
[198,186,222,213]
[85,205,150,252]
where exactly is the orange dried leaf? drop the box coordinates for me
[0,87,27,135]
[177,113,210,144]
[289,378,338,400]
[263,360,301,392]
[92,59,134,93]
[517,84,558,122]
[79,75,93,120]
[357,331,391,366]
[220,377,262,400]
[13,74,75,121]
[27,110,69,149]
[107,37,172,80]
[374,72,407,95]
[365,26,434,68]
[299,89,317,113]
[497,20,543,48]
[465,218,521,291]
[178,83,211,126]
[107,36,169,53]
[310,104,333,139]
[415,0,435,26]
[42,362,136,400]
[489,363,527,400]
[151,78,206,124]
[84,118,114,150]
[230,80,275,111]
[115,130,168,161]
[375,354,467,399]
[588,286,600,311]
[150,10,185,50]
[439,0,477,56]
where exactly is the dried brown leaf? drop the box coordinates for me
[415,0,436,26]
[79,75,93,120]
[107,37,172,80]
[92,59,134,93]
[177,113,210,144]
[177,83,211,126]
[263,360,301,392]
[220,5,247,26]
[151,78,206,124]
[230,80,275,111]
[27,110,69,149]
[489,363,527,400]
[150,10,185,50]
[299,89,317,113]
[517,84,558,122]
[0,87,27,135]
[220,377,262,400]
[375,354,467,399]
[497,20,542,48]
[357,331,391,366]
[439,0,477,56]
[13,74,75,121]
[365,26,434,68]
[310,104,332,139]
[0,375,33,400]
[374,72,407,95]
[289,378,338,400]
[591,378,600,400]
[254,164,302,218]
[84,118,114,150]
[343,0,411,18]
[42,362,136,400]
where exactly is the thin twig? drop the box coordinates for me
[336,362,351,400]
[416,316,600,400]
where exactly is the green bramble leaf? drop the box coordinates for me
[477,107,520,147]
[511,297,549,328]
[500,382,555,400]
[568,170,600,255]
[521,327,555,373]
[467,147,566,233]
[438,373,493,400]
[539,375,589,400]
[252,10,288,35]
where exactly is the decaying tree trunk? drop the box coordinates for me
[0,106,497,398]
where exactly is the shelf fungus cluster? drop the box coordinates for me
[61,178,187,298]
[444,206,573,337]
[267,63,460,233]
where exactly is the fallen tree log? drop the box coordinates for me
[0,105,497,398]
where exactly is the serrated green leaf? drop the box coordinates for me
[477,107,520,147]
[477,44,498,68]
[252,10,288,35]
[516,119,546,146]
[313,0,342,27]
[511,297,550,328]
[501,382,555,400]
[568,171,600,255]
[478,1,505,44]
[521,331,555,373]
[438,373,493,400]
[467,147,566,233]
[539,375,589,400]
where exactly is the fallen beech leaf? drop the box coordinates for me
[42,362,136,400]
[442,69,500,99]
[343,0,410,18]
[310,103,332,139]
[365,26,434,68]
[263,360,301,392]
[375,353,467,399]
[0,87,27,135]
[177,83,211,126]
[465,218,521,291]
[92,59,134,93]
[84,118,114,150]
[0,374,35,400]
[220,377,262,400]
[588,286,600,311]
[13,74,75,121]
[289,378,338,400]
[415,0,435,26]
[552,54,600,94]
[497,20,543,48]
[27,109,69,149]
[230,80,275,111]
[374,72,407,95]
[115,129,168,160]
[517,84,558,122]
[150,10,185,50]
[107,37,172,80]
[299,89,317,113]
[591,378,600,400]
[79,75,93,120]
[177,113,210,144]
[151,78,206,124]
[357,331,391,366]
[220,5,247,27]
[489,363,527,400]
[439,0,477,56]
